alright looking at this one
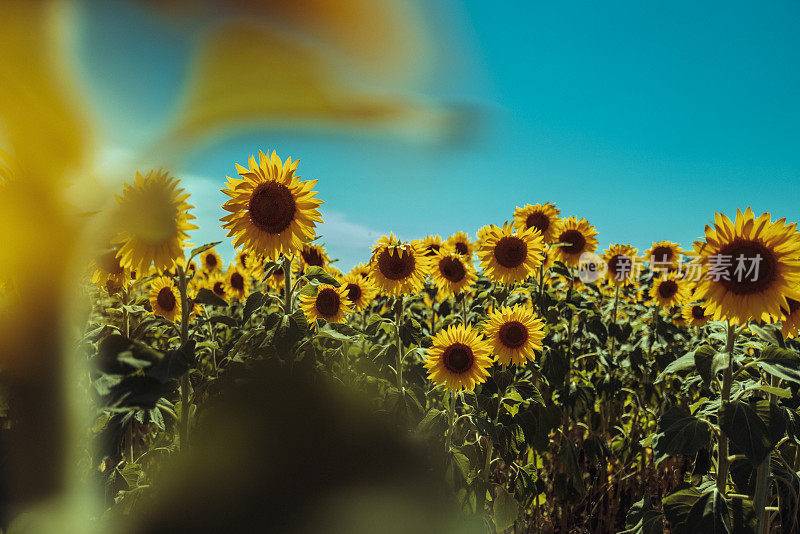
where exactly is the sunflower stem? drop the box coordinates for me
[609,284,620,360]
[121,287,130,338]
[479,389,504,513]
[394,296,405,392]
[754,372,776,532]
[176,265,191,451]
[282,254,293,314]
[716,320,737,493]
[444,390,457,456]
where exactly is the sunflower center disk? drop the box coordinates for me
[439,257,466,283]
[157,287,176,312]
[455,242,469,255]
[559,230,586,255]
[99,250,124,275]
[442,343,475,374]
[205,254,218,269]
[717,240,777,295]
[302,248,325,267]
[650,246,672,264]
[346,283,362,302]
[607,254,629,281]
[231,272,244,291]
[213,282,225,296]
[658,280,678,299]
[315,288,341,317]
[692,306,706,319]
[526,212,550,234]
[378,249,415,280]
[499,321,528,348]
[494,236,527,268]
[248,182,297,234]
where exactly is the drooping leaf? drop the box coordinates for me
[652,407,712,465]
[719,401,772,465]
[620,495,664,534]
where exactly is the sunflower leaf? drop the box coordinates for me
[194,288,228,307]
[189,242,222,262]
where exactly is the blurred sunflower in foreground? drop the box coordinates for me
[693,208,800,324]
[113,170,197,275]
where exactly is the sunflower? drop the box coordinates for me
[446,231,475,259]
[476,222,544,285]
[424,323,494,392]
[552,217,598,266]
[429,251,476,296]
[368,234,427,296]
[340,274,378,312]
[692,208,800,324]
[201,248,223,274]
[207,273,229,301]
[226,264,249,300]
[483,304,545,366]
[266,265,286,293]
[682,302,711,327]
[234,249,263,277]
[90,246,131,293]
[603,244,639,286]
[781,299,800,339]
[650,273,691,309]
[350,262,371,280]
[299,283,352,325]
[513,202,562,243]
[149,276,182,322]
[220,150,323,258]
[299,242,329,270]
[114,170,197,274]
[417,235,445,257]
[645,240,684,274]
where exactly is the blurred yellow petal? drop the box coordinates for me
[0,1,93,179]
[159,21,444,150]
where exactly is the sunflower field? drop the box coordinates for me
[48,148,800,534]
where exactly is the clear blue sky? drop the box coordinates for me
[77,0,800,269]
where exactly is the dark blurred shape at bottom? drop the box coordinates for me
[130,359,478,534]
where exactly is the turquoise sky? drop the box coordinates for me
[78,0,800,269]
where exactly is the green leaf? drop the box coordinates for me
[189,241,222,261]
[492,486,520,532]
[620,495,664,534]
[652,407,712,465]
[719,401,772,465]
[194,288,228,307]
[663,486,702,533]
[693,345,727,385]
[207,315,238,327]
[756,345,800,386]
[655,353,696,383]
[302,266,340,287]
[685,488,729,533]
[316,322,361,342]
[242,291,266,323]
